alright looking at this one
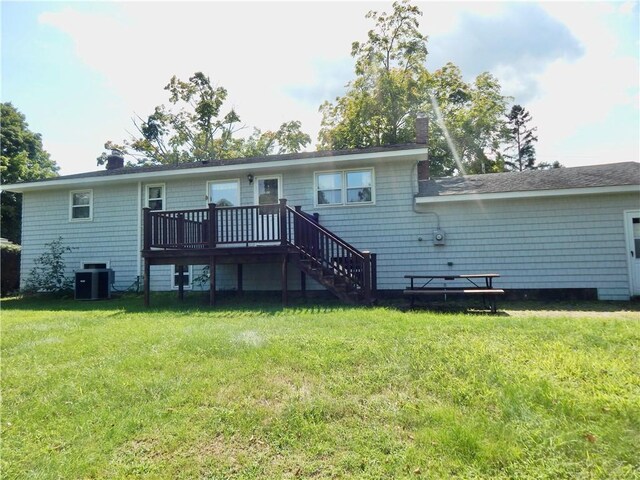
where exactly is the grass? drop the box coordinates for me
[1,294,639,479]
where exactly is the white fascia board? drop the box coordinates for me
[3,148,427,193]
[415,184,640,204]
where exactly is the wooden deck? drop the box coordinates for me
[142,200,376,307]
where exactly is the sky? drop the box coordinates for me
[1,1,639,175]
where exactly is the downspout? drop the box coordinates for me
[136,181,142,286]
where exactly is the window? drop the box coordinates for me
[315,169,374,206]
[70,190,93,221]
[255,176,281,206]
[171,265,192,289]
[146,184,165,210]
[207,180,240,207]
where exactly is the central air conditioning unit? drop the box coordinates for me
[75,268,114,300]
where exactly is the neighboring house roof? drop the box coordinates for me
[3,143,427,193]
[416,162,640,203]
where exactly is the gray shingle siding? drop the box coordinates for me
[19,158,640,300]
[21,183,140,292]
[413,192,638,300]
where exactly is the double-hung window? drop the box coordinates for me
[146,184,165,210]
[70,190,93,221]
[315,169,374,206]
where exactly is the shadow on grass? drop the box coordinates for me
[2,292,639,315]
[0,291,351,315]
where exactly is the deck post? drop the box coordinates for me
[209,257,216,307]
[237,263,243,295]
[281,254,288,306]
[208,203,217,248]
[294,205,302,245]
[176,213,185,248]
[143,259,151,307]
[300,270,306,299]
[362,251,372,304]
[279,199,288,246]
[143,207,151,250]
[371,253,377,296]
[177,264,185,301]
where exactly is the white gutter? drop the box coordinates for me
[415,184,640,204]
[4,148,428,193]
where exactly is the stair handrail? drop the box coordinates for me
[287,206,374,301]
[286,206,365,260]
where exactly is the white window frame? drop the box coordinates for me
[69,189,93,222]
[80,260,110,269]
[253,174,283,205]
[314,168,375,207]
[145,183,165,211]
[171,265,193,290]
[206,179,241,207]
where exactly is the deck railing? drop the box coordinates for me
[144,200,289,249]
[143,199,376,299]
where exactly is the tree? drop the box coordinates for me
[426,64,508,176]
[318,0,511,176]
[503,104,538,171]
[0,103,59,243]
[318,0,427,150]
[99,72,310,166]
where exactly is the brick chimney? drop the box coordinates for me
[106,150,124,170]
[416,116,429,183]
[415,116,428,144]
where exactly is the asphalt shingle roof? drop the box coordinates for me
[15,143,425,185]
[418,162,640,197]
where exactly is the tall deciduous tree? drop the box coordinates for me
[318,0,511,177]
[319,0,427,150]
[503,104,538,171]
[426,64,508,176]
[100,72,310,166]
[1,103,59,243]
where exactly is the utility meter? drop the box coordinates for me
[433,229,446,246]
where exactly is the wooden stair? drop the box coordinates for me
[287,206,376,305]
[297,258,371,305]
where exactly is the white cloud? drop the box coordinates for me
[36,1,639,173]
[529,2,639,165]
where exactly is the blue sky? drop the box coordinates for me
[2,1,638,174]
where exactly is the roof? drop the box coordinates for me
[3,143,427,193]
[417,162,640,199]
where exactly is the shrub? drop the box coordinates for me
[23,237,74,294]
[1,241,21,296]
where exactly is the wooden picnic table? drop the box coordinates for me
[403,273,504,313]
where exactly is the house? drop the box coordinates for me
[4,120,640,303]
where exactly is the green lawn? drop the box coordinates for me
[2,295,639,479]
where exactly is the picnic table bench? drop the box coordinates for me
[404,274,504,313]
